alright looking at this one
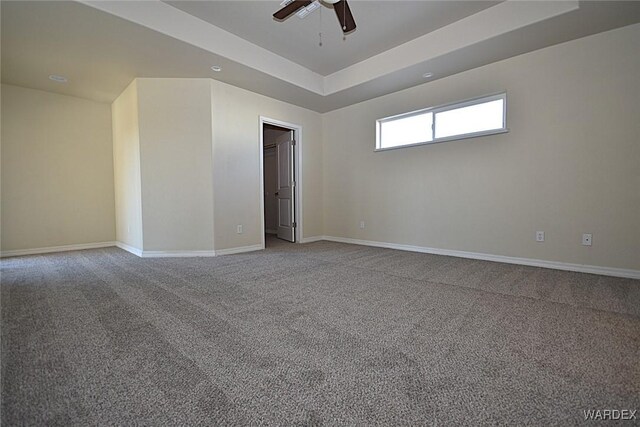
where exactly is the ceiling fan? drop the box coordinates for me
[273,0,356,33]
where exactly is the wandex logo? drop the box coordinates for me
[583,409,637,421]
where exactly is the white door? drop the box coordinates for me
[276,130,295,242]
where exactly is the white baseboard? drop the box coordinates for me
[216,244,263,256]
[300,236,325,243]
[1,241,117,258]
[320,236,640,280]
[115,242,144,257]
[115,242,262,258]
[7,236,635,279]
[116,242,215,258]
[140,250,216,258]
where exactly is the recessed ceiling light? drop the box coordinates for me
[422,72,433,79]
[48,74,68,83]
[210,66,222,72]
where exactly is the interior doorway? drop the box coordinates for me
[260,118,302,247]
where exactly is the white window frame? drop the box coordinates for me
[375,92,508,151]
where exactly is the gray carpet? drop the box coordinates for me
[2,236,639,425]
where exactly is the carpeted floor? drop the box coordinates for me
[2,236,639,425]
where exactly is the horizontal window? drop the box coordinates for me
[376,93,507,151]
[378,111,433,149]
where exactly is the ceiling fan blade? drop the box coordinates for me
[273,0,312,20]
[333,0,356,33]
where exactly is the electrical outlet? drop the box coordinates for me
[536,231,545,242]
[237,225,243,234]
[582,233,592,246]
[359,221,365,229]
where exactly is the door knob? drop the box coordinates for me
[275,192,279,196]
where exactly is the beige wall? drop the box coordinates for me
[110,78,322,253]
[322,24,640,270]
[112,80,143,249]
[1,84,115,251]
[211,80,323,250]
[136,78,215,252]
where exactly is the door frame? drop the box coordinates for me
[259,116,303,248]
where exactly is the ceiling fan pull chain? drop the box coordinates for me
[318,6,323,47]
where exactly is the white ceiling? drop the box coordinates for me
[2,1,640,113]
[165,1,500,76]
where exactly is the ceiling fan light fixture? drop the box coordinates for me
[297,1,320,18]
